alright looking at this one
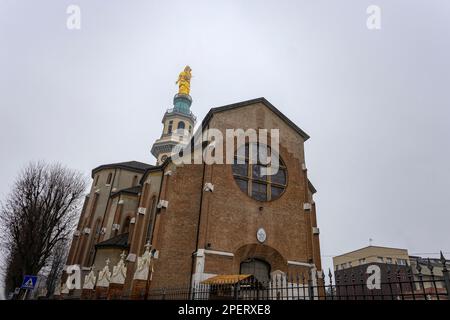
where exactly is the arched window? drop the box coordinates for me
[145,197,157,243]
[122,216,131,234]
[177,121,185,129]
[167,121,173,134]
[240,258,271,283]
[106,173,112,185]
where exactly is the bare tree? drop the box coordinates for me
[0,162,86,296]
[43,238,70,298]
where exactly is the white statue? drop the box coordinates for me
[83,266,97,290]
[111,251,128,285]
[133,242,152,281]
[96,259,111,288]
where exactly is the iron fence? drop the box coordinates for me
[142,254,450,301]
[53,253,450,301]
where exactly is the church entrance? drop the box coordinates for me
[240,258,271,283]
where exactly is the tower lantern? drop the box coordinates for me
[151,66,196,165]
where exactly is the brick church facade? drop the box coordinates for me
[62,72,323,299]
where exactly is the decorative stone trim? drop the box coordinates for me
[83,227,91,235]
[203,249,234,257]
[303,203,312,211]
[126,253,136,262]
[312,227,320,235]
[287,260,315,268]
[157,200,169,209]
[203,182,214,192]
[137,207,146,215]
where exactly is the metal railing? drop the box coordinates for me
[140,254,450,301]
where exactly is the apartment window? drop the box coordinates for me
[386,257,393,264]
[398,259,407,266]
[106,173,112,185]
[167,121,173,134]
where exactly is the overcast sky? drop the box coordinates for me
[1,0,449,296]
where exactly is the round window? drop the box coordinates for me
[232,144,287,201]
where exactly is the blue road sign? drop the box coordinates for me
[21,275,38,290]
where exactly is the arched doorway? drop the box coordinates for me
[240,258,271,283]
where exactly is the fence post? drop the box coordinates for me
[308,271,314,300]
[233,283,240,300]
[440,251,450,300]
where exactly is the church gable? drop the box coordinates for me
[202,97,309,141]
[203,98,309,163]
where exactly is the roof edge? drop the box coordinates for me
[202,97,310,141]
[92,161,153,178]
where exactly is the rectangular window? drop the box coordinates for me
[386,257,393,264]
[106,173,112,185]
[359,258,366,265]
[377,257,384,263]
[168,121,173,134]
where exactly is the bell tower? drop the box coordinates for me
[151,66,196,165]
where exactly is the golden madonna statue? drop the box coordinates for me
[176,65,192,95]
